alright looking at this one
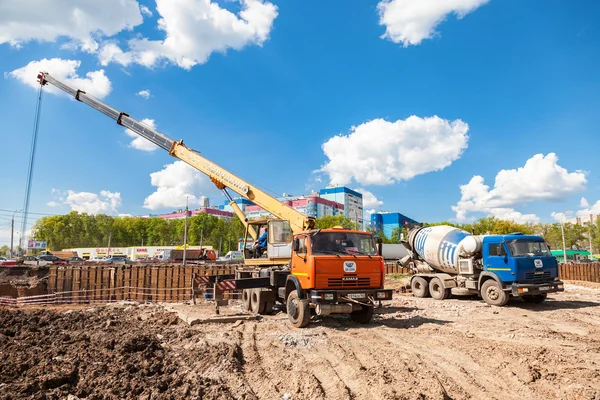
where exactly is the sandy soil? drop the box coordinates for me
[0,280,599,400]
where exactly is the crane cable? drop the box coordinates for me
[20,85,44,252]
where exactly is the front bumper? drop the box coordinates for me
[510,280,564,296]
[309,289,393,304]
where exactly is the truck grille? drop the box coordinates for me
[328,276,371,288]
[525,271,552,282]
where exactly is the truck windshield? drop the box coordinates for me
[507,240,551,257]
[311,232,378,256]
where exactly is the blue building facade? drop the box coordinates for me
[370,212,419,239]
[218,198,254,213]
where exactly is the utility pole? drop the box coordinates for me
[183,197,189,266]
[560,212,567,263]
[107,231,112,258]
[11,209,22,258]
[589,214,594,256]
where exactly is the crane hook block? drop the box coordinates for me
[37,73,47,86]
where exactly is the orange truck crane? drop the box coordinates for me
[37,72,392,327]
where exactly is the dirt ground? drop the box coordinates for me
[1,279,599,400]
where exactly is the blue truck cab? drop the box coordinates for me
[481,233,564,302]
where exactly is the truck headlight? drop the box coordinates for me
[557,284,564,290]
[323,293,334,300]
[517,288,529,293]
[377,292,387,299]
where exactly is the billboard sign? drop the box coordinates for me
[28,240,48,249]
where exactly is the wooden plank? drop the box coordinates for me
[151,267,159,302]
[94,267,102,302]
[80,267,88,302]
[48,267,57,293]
[128,266,136,301]
[172,266,180,302]
[156,267,163,302]
[138,267,146,302]
[72,267,80,303]
[115,266,123,301]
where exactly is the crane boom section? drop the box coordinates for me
[37,72,314,233]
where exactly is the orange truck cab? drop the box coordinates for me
[237,220,393,327]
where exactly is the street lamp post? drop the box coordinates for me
[183,197,189,266]
[10,209,22,258]
[560,212,568,263]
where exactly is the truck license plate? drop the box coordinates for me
[539,286,550,291]
[347,293,365,299]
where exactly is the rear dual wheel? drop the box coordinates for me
[429,277,451,300]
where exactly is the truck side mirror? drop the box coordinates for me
[293,238,300,252]
[376,237,383,244]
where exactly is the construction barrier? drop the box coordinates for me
[559,263,600,283]
[46,264,239,303]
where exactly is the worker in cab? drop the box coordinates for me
[255,227,268,258]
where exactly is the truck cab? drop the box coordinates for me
[237,219,392,327]
[482,234,563,302]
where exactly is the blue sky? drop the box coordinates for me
[1,0,599,245]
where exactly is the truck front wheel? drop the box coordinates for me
[522,294,547,304]
[481,280,509,306]
[286,290,310,328]
[350,305,374,324]
[411,277,430,298]
[429,277,450,300]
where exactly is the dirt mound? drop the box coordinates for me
[0,305,254,399]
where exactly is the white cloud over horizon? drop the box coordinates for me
[124,118,159,152]
[49,189,122,215]
[143,160,218,210]
[7,58,112,99]
[453,153,587,224]
[378,0,489,46]
[320,115,469,186]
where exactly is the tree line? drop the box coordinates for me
[8,212,597,256]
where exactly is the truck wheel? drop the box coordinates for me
[411,277,430,298]
[250,288,265,314]
[286,290,310,328]
[481,280,509,306]
[429,277,449,300]
[242,289,251,311]
[522,294,547,304]
[350,305,374,324]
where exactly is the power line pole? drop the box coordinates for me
[183,197,189,266]
[560,213,567,263]
[589,214,594,255]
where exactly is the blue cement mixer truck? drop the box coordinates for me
[399,224,564,306]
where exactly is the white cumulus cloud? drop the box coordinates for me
[100,0,278,69]
[354,188,384,209]
[575,197,600,218]
[143,160,218,210]
[453,153,587,223]
[378,0,489,46]
[7,58,112,99]
[0,0,143,51]
[137,89,151,99]
[320,115,469,186]
[124,118,159,152]
[58,189,122,214]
